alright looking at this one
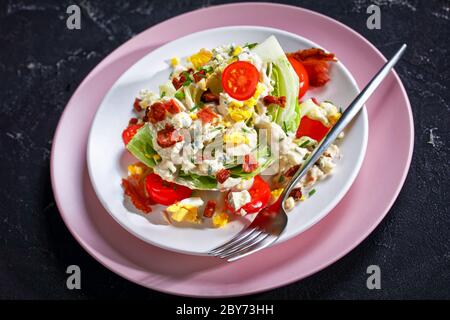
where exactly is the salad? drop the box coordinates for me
[121,36,342,227]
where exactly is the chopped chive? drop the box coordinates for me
[190,103,203,112]
[308,189,316,196]
[181,71,193,87]
[278,175,285,183]
[242,127,249,133]
[174,90,185,100]
[200,66,213,73]
[244,42,258,49]
[299,140,310,148]
[339,107,343,113]
[228,46,235,56]
[282,121,288,132]
[161,91,166,98]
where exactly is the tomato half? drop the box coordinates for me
[221,61,259,101]
[225,176,271,214]
[122,124,143,145]
[145,173,192,206]
[288,56,309,99]
[296,116,330,141]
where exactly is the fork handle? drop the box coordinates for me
[282,44,407,209]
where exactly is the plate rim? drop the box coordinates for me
[86,24,368,255]
[50,2,414,297]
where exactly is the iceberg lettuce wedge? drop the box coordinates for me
[253,36,300,134]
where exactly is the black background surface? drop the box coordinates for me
[0,0,449,299]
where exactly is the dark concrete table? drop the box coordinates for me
[0,0,448,299]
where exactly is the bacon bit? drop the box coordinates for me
[285,165,300,177]
[203,200,216,218]
[302,60,331,87]
[193,70,206,83]
[216,169,231,184]
[164,99,180,114]
[172,69,194,89]
[243,154,258,173]
[201,89,220,104]
[128,117,138,125]
[145,102,166,123]
[289,188,302,201]
[133,98,142,112]
[287,48,336,87]
[263,95,286,108]
[122,174,153,214]
[197,107,218,124]
[312,97,320,105]
[156,124,183,148]
[290,48,336,62]
[172,77,183,90]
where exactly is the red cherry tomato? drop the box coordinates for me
[145,173,192,206]
[225,176,271,214]
[296,116,330,141]
[221,61,259,101]
[288,56,309,99]
[122,124,143,145]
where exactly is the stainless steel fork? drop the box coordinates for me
[209,44,407,262]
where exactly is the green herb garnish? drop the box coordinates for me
[244,42,258,49]
[161,91,166,98]
[278,175,285,183]
[308,189,316,196]
[282,121,289,132]
[174,90,185,100]
[190,102,204,112]
[299,140,310,148]
[228,46,235,56]
[200,66,213,73]
[181,71,193,87]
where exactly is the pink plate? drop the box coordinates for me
[51,3,413,297]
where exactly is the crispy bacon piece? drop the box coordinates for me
[289,48,336,62]
[133,98,142,112]
[201,89,220,104]
[193,70,206,83]
[285,165,300,177]
[145,102,166,123]
[287,48,336,87]
[128,117,138,125]
[243,154,258,173]
[172,69,194,89]
[122,173,153,214]
[216,169,231,184]
[172,77,183,90]
[263,95,286,108]
[289,188,303,201]
[203,200,216,218]
[197,107,218,124]
[156,124,183,148]
[164,99,180,114]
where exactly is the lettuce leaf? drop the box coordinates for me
[176,173,218,190]
[253,36,300,134]
[126,125,159,168]
[229,146,274,179]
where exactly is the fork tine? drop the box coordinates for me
[213,230,263,256]
[210,229,262,256]
[226,235,278,262]
[209,227,257,254]
[218,233,271,259]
